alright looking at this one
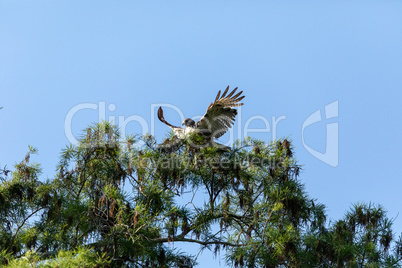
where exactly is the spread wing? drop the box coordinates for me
[157,107,185,138]
[195,86,244,138]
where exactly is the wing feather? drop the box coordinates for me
[220,86,230,98]
[158,107,181,129]
[236,95,245,102]
[158,107,186,138]
[232,90,243,100]
[214,90,221,102]
[196,86,244,139]
[225,87,238,98]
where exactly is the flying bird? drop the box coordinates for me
[158,86,244,148]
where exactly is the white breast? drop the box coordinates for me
[185,127,196,135]
[173,127,195,139]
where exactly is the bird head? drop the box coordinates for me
[182,118,195,128]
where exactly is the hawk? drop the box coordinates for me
[157,86,244,148]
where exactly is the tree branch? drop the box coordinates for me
[12,207,46,242]
[151,236,241,247]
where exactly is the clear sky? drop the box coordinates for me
[1,1,402,266]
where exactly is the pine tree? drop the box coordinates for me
[1,122,401,267]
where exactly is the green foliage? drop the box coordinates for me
[1,247,111,267]
[0,123,401,267]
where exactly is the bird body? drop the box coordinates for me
[157,86,244,148]
[170,125,195,139]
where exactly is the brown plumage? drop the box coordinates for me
[157,107,178,129]
[157,86,244,143]
[196,86,244,138]
[253,145,260,155]
[282,139,292,157]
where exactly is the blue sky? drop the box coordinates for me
[1,1,402,266]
